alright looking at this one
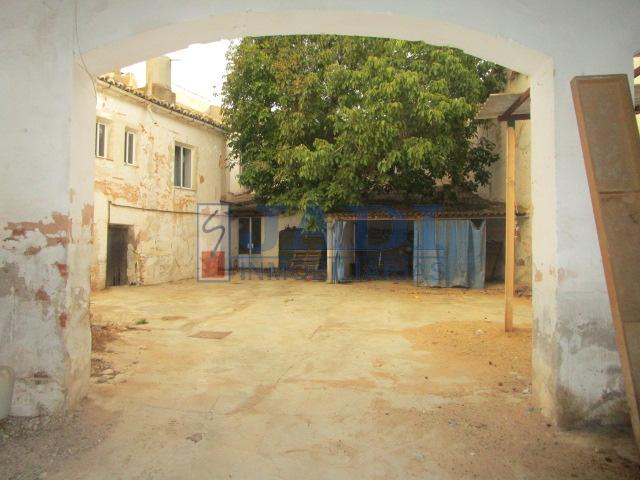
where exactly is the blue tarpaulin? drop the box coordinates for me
[332,220,347,283]
[413,218,486,288]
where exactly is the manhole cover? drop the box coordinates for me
[189,331,232,339]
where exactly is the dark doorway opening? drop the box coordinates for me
[106,225,129,287]
[238,216,262,255]
[354,219,414,280]
[485,218,505,283]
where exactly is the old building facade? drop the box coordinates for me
[91,57,229,290]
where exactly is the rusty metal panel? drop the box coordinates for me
[571,74,640,448]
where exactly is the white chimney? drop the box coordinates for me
[145,56,176,103]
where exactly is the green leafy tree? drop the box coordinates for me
[222,36,505,212]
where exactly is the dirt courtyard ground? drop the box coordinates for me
[1,278,638,479]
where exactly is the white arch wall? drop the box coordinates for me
[1,0,639,426]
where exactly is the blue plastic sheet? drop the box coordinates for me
[414,218,486,288]
[332,220,347,283]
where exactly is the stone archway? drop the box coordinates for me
[1,0,638,428]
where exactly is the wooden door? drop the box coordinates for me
[106,225,129,287]
[571,74,640,447]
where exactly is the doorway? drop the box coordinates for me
[355,219,414,281]
[238,216,262,269]
[106,225,129,287]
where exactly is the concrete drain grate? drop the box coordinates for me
[189,331,232,340]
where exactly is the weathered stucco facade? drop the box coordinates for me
[1,0,639,428]
[91,63,228,290]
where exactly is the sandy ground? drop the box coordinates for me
[1,278,638,479]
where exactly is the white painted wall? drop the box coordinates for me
[227,162,246,196]
[0,4,93,416]
[1,0,639,426]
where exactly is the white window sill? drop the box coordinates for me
[173,186,196,192]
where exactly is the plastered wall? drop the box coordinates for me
[91,84,228,289]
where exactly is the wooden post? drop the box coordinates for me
[504,120,516,332]
[326,219,334,283]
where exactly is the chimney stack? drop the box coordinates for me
[145,56,176,104]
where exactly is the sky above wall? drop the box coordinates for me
[121,40,235,106]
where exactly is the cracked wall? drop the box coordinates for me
[0,2,93,415]
[91,83,228,289]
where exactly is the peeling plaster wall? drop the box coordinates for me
[91,84,228,289]
[478,72,533,293]
[0,3,92,415]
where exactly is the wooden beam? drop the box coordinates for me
[635,65,640,78]
[498,88,530,122]
[571,74,640,449]
[502,113,531,122]
[504,121,516,332]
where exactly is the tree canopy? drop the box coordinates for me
[222,35,505,212]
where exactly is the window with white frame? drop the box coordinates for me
[124,130,135,165]
[174,144,192,188]
[95,121,107,158]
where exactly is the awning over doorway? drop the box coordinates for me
[476,89,530,122]
[477,84,640,117]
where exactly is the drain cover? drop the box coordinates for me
[189,331,232,339]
